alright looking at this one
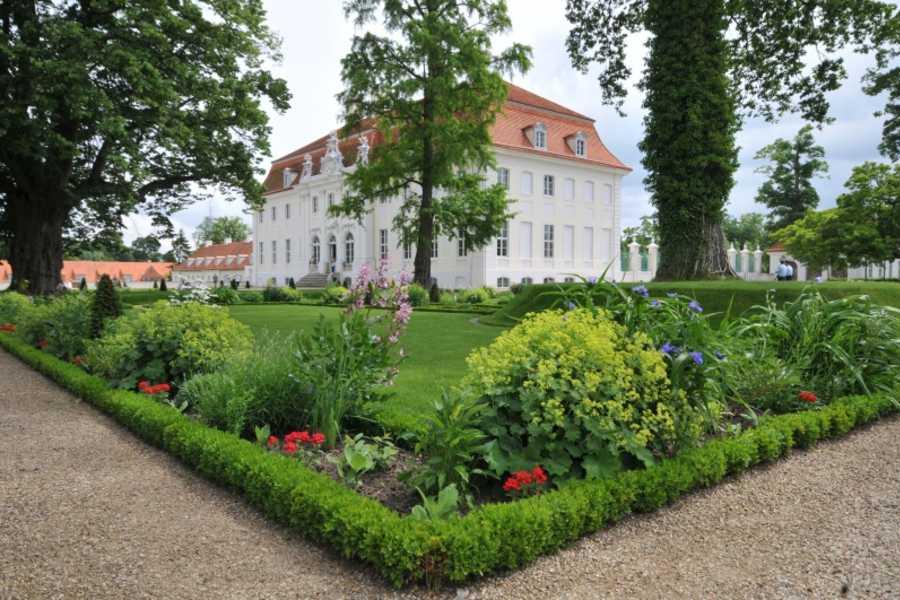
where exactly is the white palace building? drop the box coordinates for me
[251,84,631,289]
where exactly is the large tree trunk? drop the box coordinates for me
[7,191,67,295]
[655,216,735,280]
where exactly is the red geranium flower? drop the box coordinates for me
[531,466,548,484]
[311,432,325,446]
[502,478,521,493]
[267,435,279,448]
[283,442,298,455]
[799,390,817,403]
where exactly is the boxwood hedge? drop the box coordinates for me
[1,332,895,588]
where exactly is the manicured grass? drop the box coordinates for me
[483,280,900,327]
[227,304,504,432]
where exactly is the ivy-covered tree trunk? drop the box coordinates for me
[640,0,738,280]
[7,191,68,294]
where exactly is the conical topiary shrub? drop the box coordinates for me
[79,277,87,291]
[90,274,122,337]
[159,278,168,292]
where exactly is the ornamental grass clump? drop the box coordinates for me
[464,309,707,481]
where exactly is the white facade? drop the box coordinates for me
[253,140,626,289]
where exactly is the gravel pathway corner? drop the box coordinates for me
[2,348,898,599]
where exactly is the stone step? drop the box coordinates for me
[297,272,329,288]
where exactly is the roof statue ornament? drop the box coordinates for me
[301,153,313,179]
[321,131,344,175]
[357,133,370,166]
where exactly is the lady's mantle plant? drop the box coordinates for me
[465,308,706,481]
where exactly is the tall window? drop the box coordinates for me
[563,178,575,201]
[496,222,509,257]
[285,204,291,219]
[496,277,510,288]
[258,210,263,224]
[258,241,263,264]
[311,236,320,264]
[583,227,594,260]
[312,196,318,213]
[431,235,439,258]
[584,181,595,203]
[271,206,276,221]
[344,232,355,265]
[403,239,413,260]
[533,123,547,149]
[328,235,337,263]
[328,192,335,210]
[497,167,510,189]
[543,175,555,196]
[575,137,586,157]
[602,183,613,206]
[379,229,389,260]
[543,224,554,258]
[271,240,277,265]
[521,171,533,195]
[457,229,467,257]
[285,238,291,264]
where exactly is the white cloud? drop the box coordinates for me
[138,0,888,241]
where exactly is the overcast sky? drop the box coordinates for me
[125,0,891,248]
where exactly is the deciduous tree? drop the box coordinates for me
[565,0,894,279]
[195,216,251,246]
[337,0,531,286]
[754,125,829,232]
[0,1,290,294]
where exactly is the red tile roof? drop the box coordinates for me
[262,83,630,194]
[173,241,253,272]
[0,260,172,284]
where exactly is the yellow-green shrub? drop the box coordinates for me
[464,309,705,480]
[0,291,32,324]
[86,300,252,388]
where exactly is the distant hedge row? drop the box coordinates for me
[2,332,895,587]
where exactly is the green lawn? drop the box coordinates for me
[227,304,504,433]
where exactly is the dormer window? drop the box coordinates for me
[568,131,588,157]
[533,123,547,149]
[283,168,295,188]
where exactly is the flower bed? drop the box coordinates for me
[1,330,895,587]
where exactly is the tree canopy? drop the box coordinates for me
[195,216,251,246]
[754,125,829,232]
[0,1,290,293]
[336,0,531,286]
[723,212,768,251]
[565,0,895,279]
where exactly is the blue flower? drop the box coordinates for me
[587,276,598,285]
[690,351,704,366]
[714,350,726,360]
[566,301,576,311]
[688,300,703,313]
[666,292,678,298]
[660,342,679,355]
[650,299,661,308]
[633,285,649,298]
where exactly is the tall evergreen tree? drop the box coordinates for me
[565,0,894,279]
[170,230,193,263]
[337,0,531,286]
[0,2,290,294]
[90,274,122,338]
[754,125,829,232]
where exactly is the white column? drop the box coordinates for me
[727,243,737,272]
[740,244,750,280]
[628,240,640,275]
[753,246,763,279]
[648,240,659,278]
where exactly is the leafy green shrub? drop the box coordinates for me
[407,283,429,307]
[17,293,92,359]
[178,333,309,435]
[402,391,488,504]
[429,282,441,304]
[465,309,706,480]
[262,285,289,302]
[158,278,168,292]
[86,300,252,388]
[241,290,264,302]
[0,291,32,324]
[321,285,349,304]
[90,274,122,337]
[330,433,399,487]
[463,287,491,304]
[209,286,241,305]
[720,346,802,413]
[281,287,304,302]
[438,291,458,305]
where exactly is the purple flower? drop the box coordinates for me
[587,276,598,285]
[650,299,661,308]
[690,351,704,366]
[566,301,576,311]
[688,300,703,313]
[633,285,649,298]
[660,342,679,356]
[714,351,726,360]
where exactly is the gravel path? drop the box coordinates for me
[2,348,898,599]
